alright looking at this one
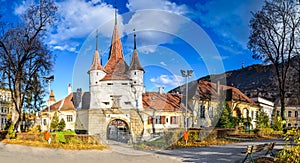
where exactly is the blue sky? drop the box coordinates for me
[1,0,264,100]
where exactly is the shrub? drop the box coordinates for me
[57,118,66,132]
[276,129,300,162]
[28,125,41,134]
[272,116,283,131]
[50,112,59,131]
[256,111,270,128]
[7,124,16,139]
[256,128,274,137]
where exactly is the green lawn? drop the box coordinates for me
[52,130,76,143]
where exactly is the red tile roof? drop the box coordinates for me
[195,80,255,104]
[41,93,75,113]
[143,92,185,111]
[129,49,144,72]
[104,23,125,74]
[89,50,103,72]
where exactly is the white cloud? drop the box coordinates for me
[138,46,157,54]
[160,61,167,66]
[49,0,116,42]
[150,74,184,88]
[14,0,33,15]
[212,55,228,61]
[14,0,189,53]
[126,0,188,15]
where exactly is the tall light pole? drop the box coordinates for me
[43,75,54,133]
[181,70,193,132]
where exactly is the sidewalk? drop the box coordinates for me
[153,138,286,163]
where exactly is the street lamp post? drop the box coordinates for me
[43,75,54,144]
[181,70,193,132]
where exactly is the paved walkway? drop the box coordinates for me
[154,138,286,163]
[0,138,287,163]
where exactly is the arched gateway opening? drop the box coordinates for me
[107,119,130,143]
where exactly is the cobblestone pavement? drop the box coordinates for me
[0,139,286,163]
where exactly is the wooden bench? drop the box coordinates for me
[241,142,276,163]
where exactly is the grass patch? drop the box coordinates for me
[2,139,106,150]
[52,130,76,143]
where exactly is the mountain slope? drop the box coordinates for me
[171,57,300,106]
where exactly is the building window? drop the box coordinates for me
[288,123,291,127]
[148,116,166,124]
[255,111,258,120]
[200,105,205,118]
[124,102,131,105]
[107,83,113,85]
[208,106,213,118]
[43,119,47,126]
[295,111,298,118]
[288,111,292,117]
[277,110,280,116]
[122,83,128,85]
[170,116,178,124]
[295,123,298,127]
[148,116,153,124]
[67,115,73,122]
[251,111,254,119]
[243,108,249,118]
[103,102,109,105]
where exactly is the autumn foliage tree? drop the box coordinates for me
[248,0,300,121]
[0,0,57,131]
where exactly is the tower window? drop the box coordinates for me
[134,72,136,75]
[122,83,128,85]
[103,102,109,105]
[124,101,131,105]
[107,83,113,85]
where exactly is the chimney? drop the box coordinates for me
[158,87,165,94]
[68,83,72,95]
[216,81,220,95]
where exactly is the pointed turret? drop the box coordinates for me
[48,90,56,105]
[104,7,128,74]
[88,31,106,86]
[89,31,103,72]
[129,29,145,87]
[129,29,144,72]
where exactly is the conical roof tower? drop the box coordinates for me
[89,31,103,72]
[129,29,144,72]
[103,8,128,75]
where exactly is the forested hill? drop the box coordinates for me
[200,57,299,106]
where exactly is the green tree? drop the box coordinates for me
[0,0,57,131]
[217,104,236,128]
[58,118,66,132]
[50,112,59,131]
[256,110,270,128]
[248,0,300,121]
[272,115,283,131]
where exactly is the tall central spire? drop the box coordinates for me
[104,5,126,74]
